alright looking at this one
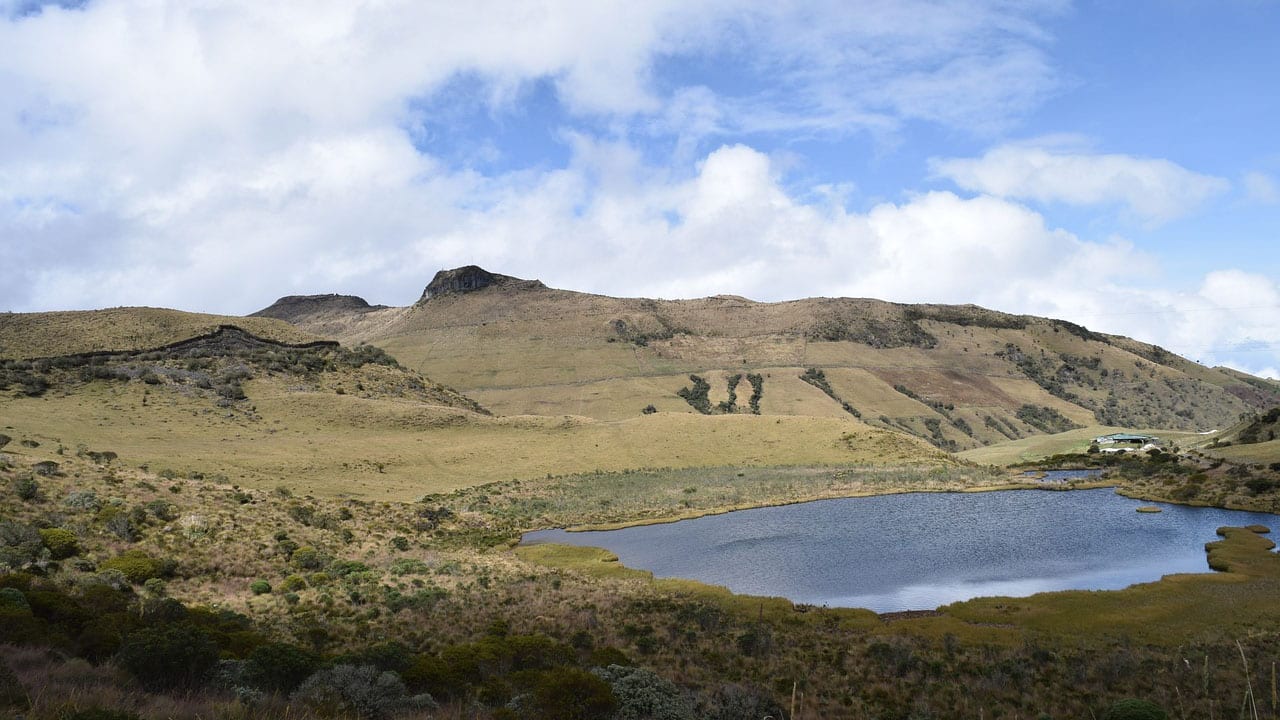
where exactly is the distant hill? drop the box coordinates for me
[257,266,1280,452]
[0,307,318,360]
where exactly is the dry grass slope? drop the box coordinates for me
[0,307,318,359]
[260,272,1280,453]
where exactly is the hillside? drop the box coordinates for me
[1,304,941,499]
[0,307,319,359]
[256,265,1280,453]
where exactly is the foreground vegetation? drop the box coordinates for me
[5,427,1280,719]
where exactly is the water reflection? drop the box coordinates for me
[523,488,1276,612]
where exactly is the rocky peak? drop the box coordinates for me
[418,266,543,302]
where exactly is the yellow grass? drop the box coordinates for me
[959,425,1211,465]
[0,307,318,359]
[1203,438,1280,464]
[1,377,945,501]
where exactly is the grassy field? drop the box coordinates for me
[1,376,946,501]
[958,425,1214,465]
[1207,438,1280,463]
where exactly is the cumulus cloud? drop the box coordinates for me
[930,141,1230,224]
[3,1,1276,376]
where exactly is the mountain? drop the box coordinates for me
[256,265,1280,452]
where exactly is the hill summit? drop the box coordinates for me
[418,265,545,303]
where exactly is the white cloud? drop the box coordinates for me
[1243,171,1280,205]
[3,2,1277,377]
[930,142,1230,224]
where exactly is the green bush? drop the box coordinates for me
[245,641,320,693]
[526,668,617,720]
[249,580,272,595]
[290,545,326,570]
[281,574,308,592]
[14,476,38,501]
[99,550,164,584]
[39,527,80,559]
[117,624,219,690]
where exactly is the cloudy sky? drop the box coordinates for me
[3,1,1278,377]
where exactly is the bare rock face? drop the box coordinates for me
[419,266,542,302]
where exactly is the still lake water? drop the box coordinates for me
[523,488,1277,613]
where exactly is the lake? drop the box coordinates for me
[522,488,1277,613]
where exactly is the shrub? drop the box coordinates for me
[117,624,219,690]
[0,521,45,570]
[675,375,712,415]
[245,641,320,694]
[145,500,178,521]
[593,665,694,720]
[292,664,433,719]
[14,476,38,501]
[64,491,102,512]
[1101,698,1168,720]
[31,460,60,476]
[281,575,308,592]
[290,546,326,570]
[104,513,137,542]
[100,550,164,584]
[390,536,410,552]
[526,668,617,720]
[39,527,80,559]
[700,683,783,720]
[250,580,272,595]
[641,404,658,415]
[0,587,30,612]
[0,656,26,710]
[0,434,9,449]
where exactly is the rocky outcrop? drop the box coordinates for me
[418,266,543,303]
[251,294,385,323]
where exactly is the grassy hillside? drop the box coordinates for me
[260,269,1279,454]
[0,314,946,502]
[0,307,318,359]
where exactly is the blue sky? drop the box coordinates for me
[1,0,1277,378]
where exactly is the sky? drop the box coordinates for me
[2,1,1278,378]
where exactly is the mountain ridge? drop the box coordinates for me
[251,265,1280,450]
